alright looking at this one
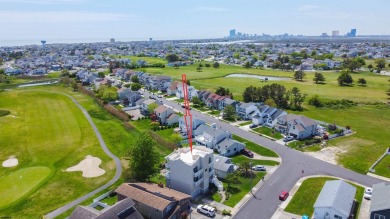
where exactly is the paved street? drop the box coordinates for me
[157,95,384,219]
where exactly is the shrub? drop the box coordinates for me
[222,209,232,216]
[328,124,337,131]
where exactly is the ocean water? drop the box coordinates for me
[0,38,149,47]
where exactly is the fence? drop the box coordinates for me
[369,147,390,173]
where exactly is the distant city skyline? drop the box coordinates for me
[1,0,389,42]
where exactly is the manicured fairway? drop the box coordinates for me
[0,90,114,218]
[0,167,51,208]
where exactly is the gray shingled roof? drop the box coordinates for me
[314,180,356,217]
[213,155,233,172]
[68,206,99,219]
[370,182,390,212]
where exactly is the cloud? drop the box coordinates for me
[298,5,320,11]
[0,11,134,24]
[189,7,229,12]
[0,0,87,4]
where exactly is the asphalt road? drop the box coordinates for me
[44,93,122,219]
[158,96,384,219]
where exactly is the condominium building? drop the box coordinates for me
[165,146,221,198]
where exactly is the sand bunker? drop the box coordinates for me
[66,155,105,178]
[2,156,18,167]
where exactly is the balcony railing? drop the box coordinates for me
[194,168,203,177]
[209,169,215,176]
[194,177,204,186]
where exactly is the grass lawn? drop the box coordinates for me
[285,177,364,217]
[231,155,279,166]
[223,171,266,207]
[238,121,252,126]
[373,155,390,178]
[0,89,115,218]
[208,110,220,116]
[0,167,51,209]
[253,126,283,139]
[111,55,167,65]
[232,135,279,158]
[101,195,118,206]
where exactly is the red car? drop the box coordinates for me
[279,191,289,201]
[241,149,254,158]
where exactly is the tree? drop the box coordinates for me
[358,78,367,86]
[165,54,179,62]
[242,86,257,102]
[196,66,202,72]
[223,105,236,121]
[131,83,141,91]
[375,58,386,71]
[216,87,233,97]
[186,80,190,86]
[308,94,323,107]
[61,69,69,77]
[342,58,362,72]
[191,96,202,106]
[225,172,240,188]
[239,161,252,178]
[96,85,118,102]
[205,63,211,67]
[337,71,354,86]
[313,72,326,84]
[213,62,220,68]
[290,87,306,110]
[368,64,373,71]
[128,134,160,181]
[243,61,251,69]
[131,75,139,83]
[294,70,306,81]
[98,72,105,78]
[147,103,158,114]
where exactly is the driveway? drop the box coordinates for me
[190,203,229,219]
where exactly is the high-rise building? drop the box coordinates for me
[347,29,357,37]
[229,29,236,38]
[332,30,339,37]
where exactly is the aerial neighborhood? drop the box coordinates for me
[1,36,390,219]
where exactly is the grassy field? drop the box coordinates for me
[0,167,51,209]
[285,177,364,217]
[238,121,252,126]
[231,155,279,166]
[253,126,284,139]
[111,55,167,65]
[373,155,390,178]
[232,135,279,158]
[141,62,390,175]
[0,90,115,218]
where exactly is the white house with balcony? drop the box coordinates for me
[165,146,222,198]
[176,82,198,100]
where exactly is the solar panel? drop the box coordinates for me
[116,206,136,219]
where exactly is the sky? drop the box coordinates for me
[1,0,389,42]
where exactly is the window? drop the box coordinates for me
[374,214,386,219]
[334,215,342,219]
[234,148,237,151]
[209,157,212,163]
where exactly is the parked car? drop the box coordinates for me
[283,136,294,142]
[364,187,372,200]
[149,96,156,100]
[249,124,257,129]
[180,103,191,110]
[241,149,254,158]
[197,204,216,217]
[157,94,163,98]
[252,165,266,171]
[279,191,289,201]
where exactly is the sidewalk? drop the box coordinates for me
[367,172,390,182]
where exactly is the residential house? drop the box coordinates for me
[178,117,206,137]
[216,138,245,157]
[264,109,287,127]
[206,94,226,110]
[194,124,231,149]
[166,114,180,126]
[141,99,157,115]
[252,105,270,126]
[68,198,143,219]
[236,102,259,120]
[116,183,191,219]
[221,98,239,110]
[154,105,175,125]
[370,182,390,219]
[167,81,179,96]
[275,114,319,140]
[213,155,237,179]
[197,90,211,103]
[147,75,171,92]
[313,180,357,219]
[165,146,219,198]
[125,92,142,107]
[175,82,198,100]
[117,88,133,100]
